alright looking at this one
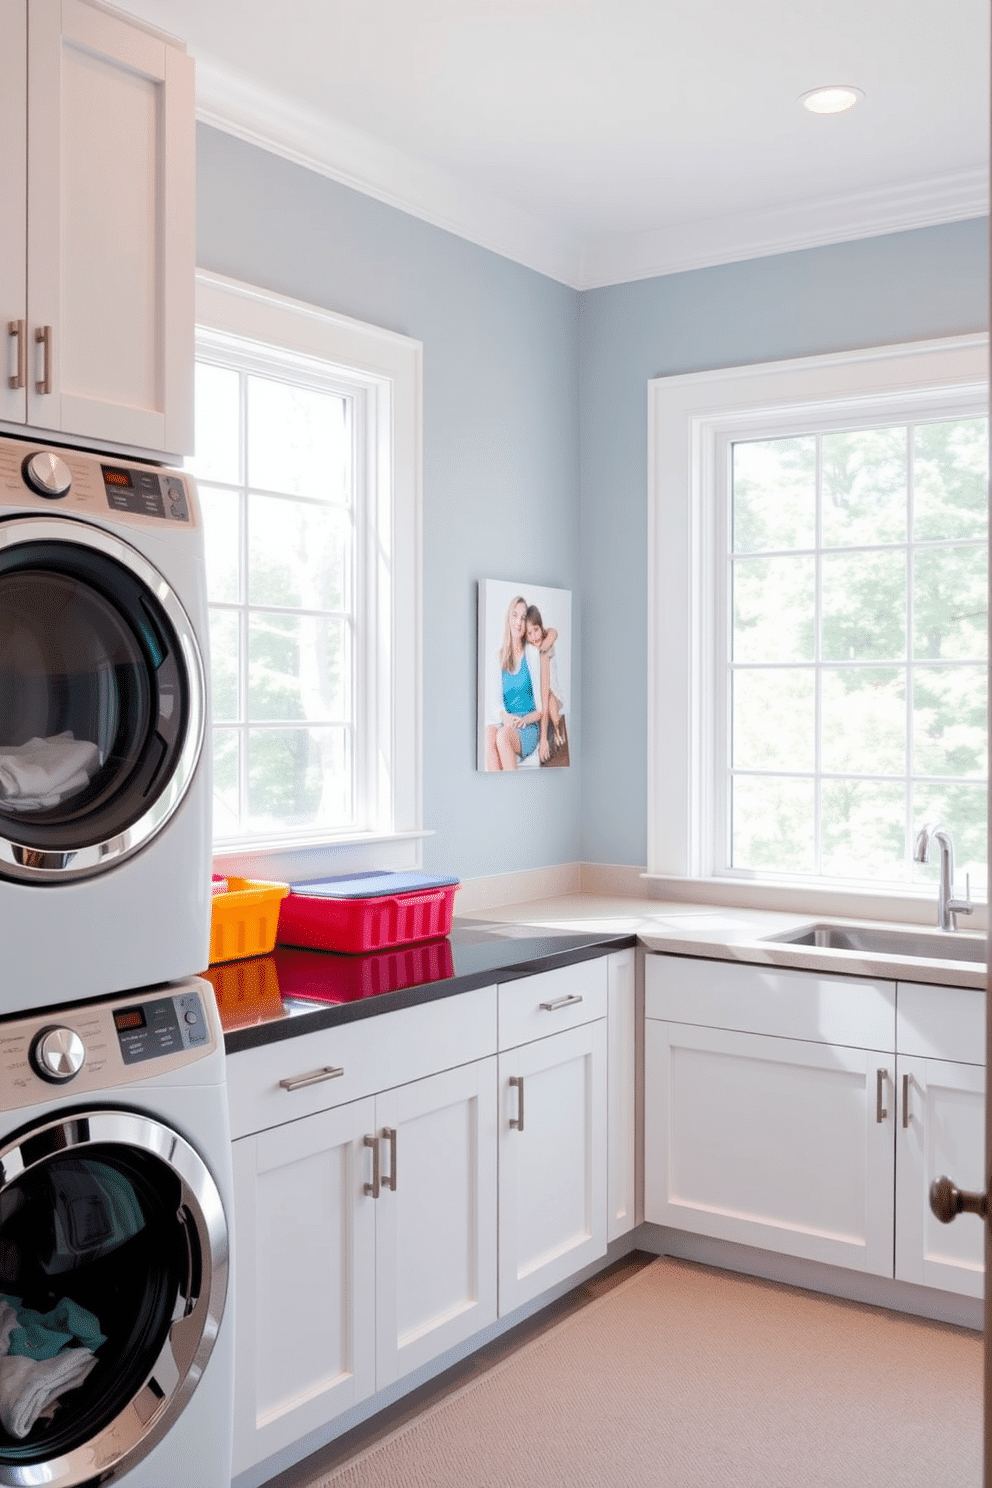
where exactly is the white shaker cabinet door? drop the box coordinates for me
[231,1096,377,1475]
[498,1020,607,1316]
[896,1054,985,1298]
[0,0,27,426]
[26,0,194,454]
[374,1058,498,1389]
[644,1020,895,1276]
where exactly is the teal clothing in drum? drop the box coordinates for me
[501,658,539,761]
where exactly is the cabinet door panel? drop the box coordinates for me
[0,0,26,426]
[374,1059,497,1387]
[27,0,193,453]
[231,1097,377,1473]
[645,1021,894,1275]
[896,1055,985,1297]
[498,1021,607,1315]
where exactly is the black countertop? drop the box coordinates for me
[207,919,635,1054]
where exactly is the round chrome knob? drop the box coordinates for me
[23,451,72,499]
[31,1025,85,1083]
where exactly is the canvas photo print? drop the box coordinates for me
[478,579,572,771]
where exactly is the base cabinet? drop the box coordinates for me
[644,1019,895,1274]
[232,1058,498,1474]
[497,1020,607,1314]
[645,953,987,1301]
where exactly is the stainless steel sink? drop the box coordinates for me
[766,922,987,965]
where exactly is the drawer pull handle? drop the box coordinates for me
[509,1075,524,1131]
[364,1132,380,1198]
[540,994,583,1012]
[383,1126,397,1192]
[278,1065,344,1093]
[876,1067,889,1124]
[902,1072,910,1129]
[8,320,25,389]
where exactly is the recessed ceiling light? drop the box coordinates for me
[799,85,864,115]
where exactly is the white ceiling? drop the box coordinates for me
[115,0,990,288]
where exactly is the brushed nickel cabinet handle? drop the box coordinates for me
[364,1132,380,1198]
[8,320,24,389]
[278,1064,344,1092]
[383,1126,397,1191]
[35,324,51,394]
[509,1075,524,1131]
[539,993,583,1012]
[902,1072,910,1129]
[876,1068,889,1124]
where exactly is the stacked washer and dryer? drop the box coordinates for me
[0,433,234,1486]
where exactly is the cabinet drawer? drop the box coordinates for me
[645,954,895,1052]
[498,959,607,1050]
[227,984,497,1139]
[896,981,985,1065]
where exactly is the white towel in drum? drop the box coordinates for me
[0,733,99,810]
[0,1348,97,1438]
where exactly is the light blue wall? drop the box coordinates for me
[196,125,582,882]
[196,122,988,880]
[579,219,990,868]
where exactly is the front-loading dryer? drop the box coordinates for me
[0,434,211,1013]
[0,976,233,1486]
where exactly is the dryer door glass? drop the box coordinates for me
[0,526,204,881]
[0,1112,227,1486]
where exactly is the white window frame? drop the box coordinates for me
[647,332,988,914]
[195,270,423,875]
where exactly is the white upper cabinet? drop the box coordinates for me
[1,0,194,458]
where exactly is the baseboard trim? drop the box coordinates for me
[639,1223,984,1331]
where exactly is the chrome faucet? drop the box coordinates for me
[913,823,973,932]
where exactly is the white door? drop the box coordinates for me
[374,1059,498,1388]
[644,1020,895,1275]
[231,1097,377,1474]
[896,1054,985,1297]
[498,1020,607,1316]
[26,0,194,454]
[0,0,26,426]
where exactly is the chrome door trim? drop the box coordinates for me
[0,1107,229,1487]
[0,516,206,882]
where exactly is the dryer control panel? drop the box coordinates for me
[0,980,219,1110]
[0,433,199,528]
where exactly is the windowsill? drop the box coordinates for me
[640,872,989,933]
[213,829,434,884]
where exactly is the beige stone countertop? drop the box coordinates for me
[463,893,987,991]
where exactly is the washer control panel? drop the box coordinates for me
[0,433,199,528]
[0,980,217,1109]
[114,989,207,1065]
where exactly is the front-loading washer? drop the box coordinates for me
[0,433,211,1013]
[0,975,233,1486]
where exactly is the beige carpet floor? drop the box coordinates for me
[296,1258,983,1488]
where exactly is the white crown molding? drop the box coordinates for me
[195,55,989,292]
[194,55,582,288]
[579,166,990,289]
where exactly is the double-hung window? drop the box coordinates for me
[187,273,421,853]
[648,334,988,903]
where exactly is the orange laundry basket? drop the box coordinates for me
[208,877,290,964]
